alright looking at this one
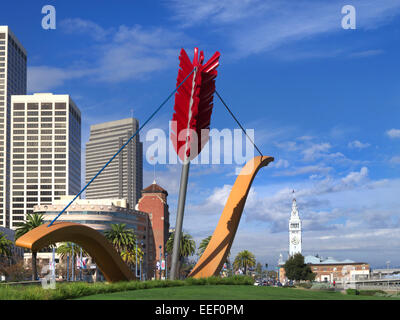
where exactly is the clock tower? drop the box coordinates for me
[289,191,302,256]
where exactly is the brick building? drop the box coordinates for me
[137,181,170,279]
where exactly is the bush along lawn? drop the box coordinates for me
[0,275,254,300]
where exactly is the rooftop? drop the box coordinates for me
[142,181,168,196]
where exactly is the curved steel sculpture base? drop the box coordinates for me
[15,222,135,283]
[189,155,274,278]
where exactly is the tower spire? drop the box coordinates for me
[289,189,302,256]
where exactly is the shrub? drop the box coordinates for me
[311,282,333,291]
[0,275,254,300]
[346,288,359,295]
[358,290,387,296]
[296,282,312,289]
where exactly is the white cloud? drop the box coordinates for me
[271,159,289,169]
[348,140,371,149]
[28,20,188,91]
[168,0,400,58]
[341,167,368,185]
[275,165,332,177]
[386,128,400,139]
[349,49,384,58]
[301,143,331,161]
[207,184,232,206]
[390,156,400,164]
[27,66,91,92]
[60,18,112,41]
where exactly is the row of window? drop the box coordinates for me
[13,103,66,110]
[13,197,54,203]
[13,172,66,177]
[13,129,66,134]
[12,153,67,158]
[12,191,65,196]
[13,111,66,116]
[12,145,67,152]
[13,160,66,164]
[13,123,66,128]
[13,117,67,122]
[14,135,66,140]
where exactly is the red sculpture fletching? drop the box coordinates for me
[171,48,220,161]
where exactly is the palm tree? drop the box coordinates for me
[104,223,136,254]
[197,235,230,265]
[197,236,211,257]
[166,231,196,278]
[0,232,12,258]
[233,250,256,275]
[56,242,86,259]
[121,246,144,266]
[15,213,44,280]
[56,242,87,280]
[166,231,196,258]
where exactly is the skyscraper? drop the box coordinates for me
[85,118,143,207]
[10,93,81,228]
[0,26,27,228]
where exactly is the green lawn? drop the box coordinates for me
[75,285,398,300]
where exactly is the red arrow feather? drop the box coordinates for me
[171,48,220,161]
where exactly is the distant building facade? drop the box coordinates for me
[85,118,143,208]
[278,192,370,284]
[137,181,170,279]
[10,93,81,229]
[34,196,152,279]
[0,26,27,229]
[279,255,370,284]
[34,181,171,281]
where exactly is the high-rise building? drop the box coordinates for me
[10,93,81,228]
[85,118,143,207]
[0,26,27,228]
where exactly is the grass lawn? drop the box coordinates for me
[75,285,399,300]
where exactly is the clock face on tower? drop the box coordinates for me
[291,237,299,245]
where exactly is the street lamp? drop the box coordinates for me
[165,252,168,280]
[159,245,162,280]
[135,241,138,278]
[71,243,75,282]
[140,240,144,281]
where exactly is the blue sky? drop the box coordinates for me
[1,0,400,268]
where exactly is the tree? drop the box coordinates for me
[197,235,211,257]
[166,231,196,279]
[15,213,44,280]
[267,270,278,280]
[56,242,87,260]
[255,262,262,277]
[0,232,12,258]
[56,242,87,280]
[121,247,144,266]
[197,235,231,263]
[283,253,316,281]
[104,223,137,255]
[233,250,256,275]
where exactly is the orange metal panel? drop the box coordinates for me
[189,156,274,278]
[15,222,135,283]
